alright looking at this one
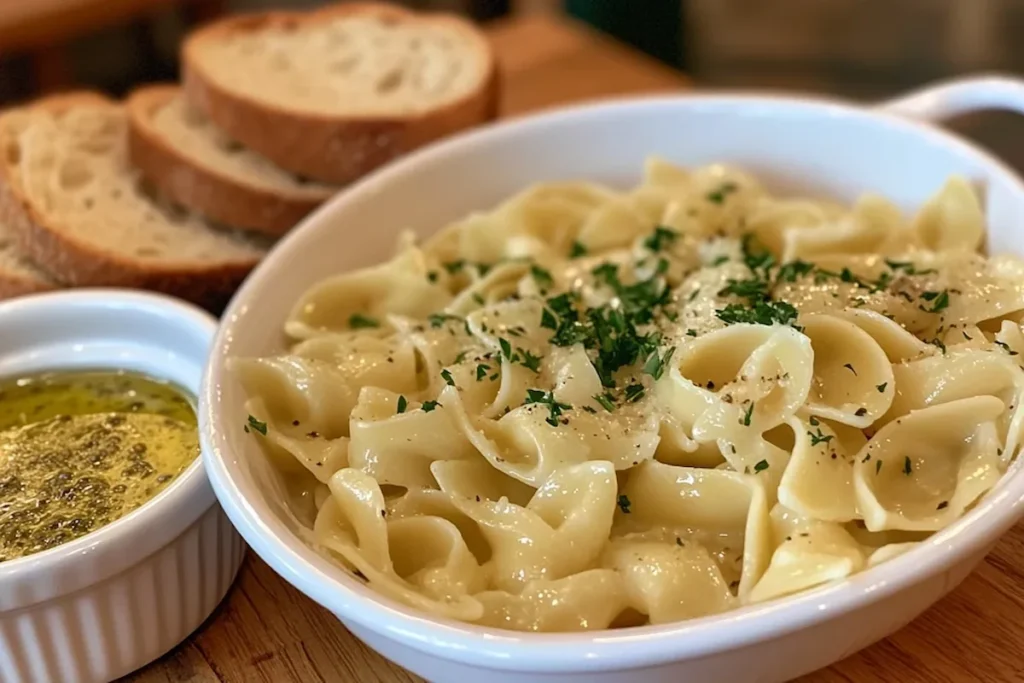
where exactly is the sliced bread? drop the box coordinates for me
[0,92,270,311]
[182,2,499,184]
[0,219,59,299]
[127,84,338,235]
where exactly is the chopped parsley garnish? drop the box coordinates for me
[716,300,799,327]
[472,293,485,305]
[643,346,676,381]
[643,225,679,252]
[937,501,949,510]
[706,181,738,204]
[855,407,868,417]
[809,416,819,426]
[876,460,883,475]
[476,364,490,380]
[903,456,913,475]
[930,338,947,354]
[428,312,464,328]
[247,415,267,436]
[777,260,814,282]
[719,278,770,300]
[540,307,558,330]
[570,241,588,258]
[348,313,379,329]
[742,402,755,426]
[530,264,554,291]
[920,289,950,313]
[443,259,466,274]
[753,459,769,473]
[617,494,632,513]
[624,383,645,403]
[440,369,456,386]
[711,255,730,266]
[421,400,441,412]
[525,389,572,426]
[686,329,698,337]
[519,349,542,373]
[499,338,514,360]
[427,271,439,283]
[843,363,857,375]
[594,392,616,412]
[808,428,833,446]
[884,259,936,276]
[396,396,408,414]
[453,350,469,364]
[876,382,887,393]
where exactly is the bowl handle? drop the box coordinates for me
[880,75,1024,122]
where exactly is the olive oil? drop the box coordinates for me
[0,370,198,562]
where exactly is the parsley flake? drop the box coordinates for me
[530,264,554,290]
[617,494,632,513]
[903,456,913,476]
[594,393,616,412]
[753,459,769,473]
[742,402,755,426]
[476,364,490,380]
[643,225,679,252]
[396,396,408,414]
[876,382,887,393]
[440,369,455,386]
[643,346,676,381]
[247,415,267,436]
[525,389,573,426]
[808,428,833,446]
[569,241,588,258]
[348,313,379,329]
[421,400,441,412]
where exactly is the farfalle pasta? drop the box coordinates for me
[232,158,1024,632]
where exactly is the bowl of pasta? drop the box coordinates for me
[202,75,1024,683]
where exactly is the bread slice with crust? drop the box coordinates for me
[0,219,59,299]
[182,2,499,184]
[0,92,269,311]
[127,84,337,235]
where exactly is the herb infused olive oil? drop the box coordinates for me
[0,370,198,562]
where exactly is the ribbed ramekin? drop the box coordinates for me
[0,290,245,683]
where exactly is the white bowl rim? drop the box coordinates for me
[202,87,1024,671]
[0,289,218,598]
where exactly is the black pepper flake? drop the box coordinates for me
[937,501,949,510]
[843,363,857,375]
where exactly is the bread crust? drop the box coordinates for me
[182,2,500,185]
[0,268,58,300]
[0,92,264,312]
[127,84,334,235]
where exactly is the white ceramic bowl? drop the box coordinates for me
[202,75,1024,683]
[0,290,245,683]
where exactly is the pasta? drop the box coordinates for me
[233,158,1024,632]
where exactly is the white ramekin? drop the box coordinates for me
[202,75,1024,683]
[0,290,245,683]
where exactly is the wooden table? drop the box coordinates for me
[127,14,1024,683]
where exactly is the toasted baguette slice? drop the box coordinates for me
[128,85,337,235]
[0,219,59,299]
[0,92,269,311]
[183,2,499,184]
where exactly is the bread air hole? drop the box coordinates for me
[376,69,404,94]
[5,142,20,165]
[58,158,93,191]
[329,56,360,73]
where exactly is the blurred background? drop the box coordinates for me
[2,0,1021,166]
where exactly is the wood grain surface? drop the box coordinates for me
[126,14,1024,683]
